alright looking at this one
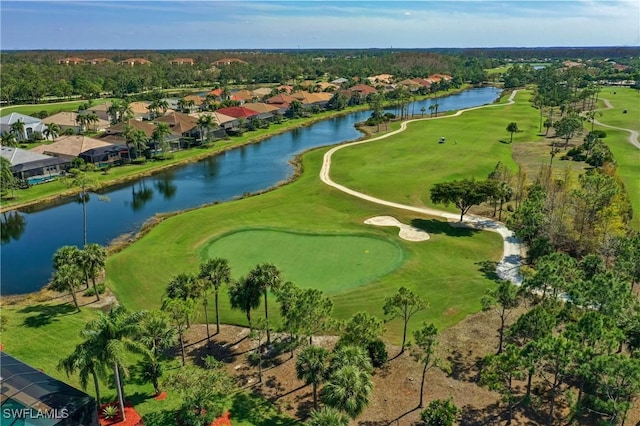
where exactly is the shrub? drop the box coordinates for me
[367,339,388,368]
[420,398,459,426]
[590,130,607,139]
[84,284,105,297]
[131,158,147,165]
[102,405,119,420]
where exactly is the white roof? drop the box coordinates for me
[0,112,42,126]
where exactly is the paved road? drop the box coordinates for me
[320,90,523,284]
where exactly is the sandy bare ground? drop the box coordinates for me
[320,90,522,284]
[364,216,430,241]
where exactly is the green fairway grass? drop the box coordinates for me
[597,87,640,131]
[105,148,502,340]
[201,229,404,294]
[329,90,541,213]
[0,99,116,117]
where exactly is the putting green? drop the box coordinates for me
[200,229,405,294]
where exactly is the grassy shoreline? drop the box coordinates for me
[0,85,473,213]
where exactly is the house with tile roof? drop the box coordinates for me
[30,135,117,162]
[331,77,349,86]
[58,57,85,65]
[0,113,47,141]
[265,93,297,109]
[89,57,112,64]
[252,87,273,98]
[154,111,200,147]
[85,102,113,122]
[211,58,248,67]
[229,90,256,104]
[347,84,377,96]
[120,57,152,66]
[367,74,394,85]
[1,146,69,180]
[100,119,156,145]
[129,101,152,120]
[170,58,195,65]
[215,106,261,120]
[43,111,110,133]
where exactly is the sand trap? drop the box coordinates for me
[364,216,430,241]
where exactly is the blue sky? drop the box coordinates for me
[1,1,639,50]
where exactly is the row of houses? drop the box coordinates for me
[58,56,249,67]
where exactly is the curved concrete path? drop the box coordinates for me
[592,98,640,149]
[320,90,523,284]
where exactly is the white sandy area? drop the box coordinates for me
[364,216,430,241]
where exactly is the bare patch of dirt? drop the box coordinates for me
[182,305,639,426]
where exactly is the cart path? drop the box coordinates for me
[320,90,523,284]
[592,98,640,149]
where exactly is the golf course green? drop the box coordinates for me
[201,229,404,294]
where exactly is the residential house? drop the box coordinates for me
[207,88,226,101]
[367,74,394,85]
[189,112,232,136]
[58,57,85,65]
[265,93,297,113]
[215,106,260,120]
[1,146,69,180]
[239,103,277,121]
[211,58,248,67]
[85,102,112,122]
[129,102,152,120]
[155,111,199,147]
[0,113,47,141]
[43,111,110,134]
[89,57,112,65]
[330,77,349,86]
[290,91,333,108]
[315,82,338,92]
[276,85,294,94]
[170,57,195,65]
[78,144,128,166]
[252,87,273,99]
[100,119,156,146]
[346,84,377,97]
[30,135,119,165]
[229,90,256,104]
[120,57,152,66]
[181,95,204,112]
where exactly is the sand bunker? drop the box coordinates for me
[364,216,430,241]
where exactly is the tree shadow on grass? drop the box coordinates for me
[19,303,77,328]
[142,408,179,426]
[476,260,500,281]
[410,219,479,237]
[232,391,298,425]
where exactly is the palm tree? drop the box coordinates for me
[321,365,373,419]
[1,132,18,147]
[53,245,82,270]
[151,122,172,155]
[85,112,99,132]
[81,306,149,421]
[165,273,199,327]
[68,170,96,246]
[138,310,177,395]
[420,106,426,118]
[249,263,282,345]
[296,345,330,410]
[10,119,25,141]
[76,113,88,133]
[58,341,107,411]
[197,114,214,144]
[107,101,122,124]
[43,123,61,141]
[0,157,17,197]
[506,122,519,144]
[198,258,231,340]
[79,244,107,301]
[50,263,83,312]
[329,345,373,375]
[229,276,262,330]
[124,126,148,160]
[306,407,349,426]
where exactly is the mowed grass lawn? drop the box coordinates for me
[594,88,640,229]
[329,90,541,212]
[0,303,298,425]
[201,230,404,295]
[106,148,503,343]
[0,99,116,117]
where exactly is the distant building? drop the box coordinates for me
[58,57,85,65]
[88,57,112,65]
[120,57,152,66]
[170,57,195,65]
[211,58,247,67]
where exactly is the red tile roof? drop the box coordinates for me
[215,107,260,119]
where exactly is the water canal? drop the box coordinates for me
[1,87,502,294]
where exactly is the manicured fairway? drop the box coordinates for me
[597,87,640,131]
[329,90,540,212]
[201,229,404,294]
